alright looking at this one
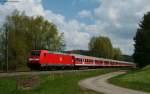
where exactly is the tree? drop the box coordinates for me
[0,10,65,70]
[89,36,113,59]
[0,27,6,70]
[113,48,122,60]
[133,12,150,68]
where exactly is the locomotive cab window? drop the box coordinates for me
[31,51,40,56]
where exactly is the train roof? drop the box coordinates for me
[32,50,134,64]
[71,54,134,64]
[51,52,134,64]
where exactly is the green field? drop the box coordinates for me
[109,66,150,92]
[0,69,117,94]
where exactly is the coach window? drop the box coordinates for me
[78,58,80,62]
[79,59,81,62]
[95,60,97,63]
[79,58,81,62]
[76,58,79,62]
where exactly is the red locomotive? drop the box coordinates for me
[28,50,135,69]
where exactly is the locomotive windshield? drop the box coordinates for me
[31,51,40,56]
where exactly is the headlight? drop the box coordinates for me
[29,58,39,61]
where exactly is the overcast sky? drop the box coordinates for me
[0,0,150,55]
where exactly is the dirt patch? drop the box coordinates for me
[16,75,40,90]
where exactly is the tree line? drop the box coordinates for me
[88,36,122,60]
[88,12,150,68]
[0,10,65,70]
[133,12,150,68]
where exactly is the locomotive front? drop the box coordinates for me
[27,50,42,69]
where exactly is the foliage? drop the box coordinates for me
[0,28,6,70]
[113,48,122,60]
[89,36,113,58]
[142,64,150,70]
[89,36,122,60]
[121,55,133,62]
[133,12,150,67]
[0,10,65,70]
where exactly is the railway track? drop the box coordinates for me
[0,69,101,77]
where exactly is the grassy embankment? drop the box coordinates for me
[109,65,150,93]
[0,68,119,94]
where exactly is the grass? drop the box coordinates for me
[80,89,104,94]
[0,68,117,94]
[108,66,150,93]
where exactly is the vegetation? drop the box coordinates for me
[133,12,150,67]
[113,48,122,60]
[0,69,117,94]
[109,65,150,92]
[0,10,65,70]
[88,36,122,60]
[121,55,133,62]
[89,36,113,59]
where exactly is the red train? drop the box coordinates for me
[28,50,135,69]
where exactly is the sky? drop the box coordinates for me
[0,0,150,55]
